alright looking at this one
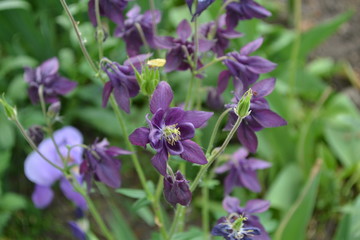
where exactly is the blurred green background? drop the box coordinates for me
[0,0,360,239]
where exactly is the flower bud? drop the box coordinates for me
[0,95,17,121]
[163,171,192,207]
[27,125,44,146]
[235,89,253,118]
[47,101,61,118]
[135,59,165,96]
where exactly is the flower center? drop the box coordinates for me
[162,124,181,145]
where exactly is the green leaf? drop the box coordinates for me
[274,160,322,240]
[131,197,151,211]
[0,150,11,177]
[0,115,15,150]
[173,227,204,240]
[0,1,30,11]
[0,193,27,211]
[334,195,360,240]
[116,188,146,199]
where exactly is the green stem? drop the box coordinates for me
[95,0,104,61]
[202,183,210,240]
[196,56,228,74]
[135,23,151,53]
[59,0,98,72]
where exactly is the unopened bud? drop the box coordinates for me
[135,59,166,96]
[0,95,17,121]
[48,101,61,118]
[235,89,253,118]
[27,125,44,146]
[163,171,192,207]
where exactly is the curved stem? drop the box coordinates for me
[135,23,150,53]
[196,56,228,74]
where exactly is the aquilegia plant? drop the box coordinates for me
[0,0,287,239]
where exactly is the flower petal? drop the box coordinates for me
[232,147,249,161]
[198,38,215,52]
[251,109,287,128]
[40,57,59,76]
[239,170,261,192]
[102,81,113,107]
[177,19,192,41]
[181,110,213,128]
[222,196,240,213]
[164,47,183,72]
[180,140,207,165]
[164,107,185,125]
[52,77,77,95]
[150,81,173,114]
[178,122,195,140]
[129,127,150,148]
[60,178,87,210]
[240,37,263,56]
[245,199,270,213]
[236,123,258,153]
[246,56,277,74]
[166,141,184,155]
[217,70,231,94]
[251,78,275,98]
[113,82,130,113]
[32,185,54,209]
[224,169,237,194]
[106,147,132,156]
[151,148,168,176]
[247,158,272,170]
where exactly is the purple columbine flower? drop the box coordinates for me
[200,15,243,56]
[80,139,131,190]
[24,57,77,104]
[215,148,271,194]
[207,87,225,111]
[218,38,277,92]
[115,5,161,56]
[163,171,192,207]
[129,81,213,175]
[156,19,214,73]
[185,0,215,21]
[220,196,270,240]
[88,0,129,26]
[102,54,151,113]
[24,126,86,209]
[224,78,287,153]
[225,0,271,29]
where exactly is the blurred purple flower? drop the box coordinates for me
[224,78,287,153]
[163,171,192,207]
[129,81,213,175]
[225,0,271,29]
[218,38,276,92]
[24,126,86,209]
[200,15,243,56]
[88,0,129,26]
[80,139,131,190]
[102,54,151,113]
[156,19,214,73]
[221,196,270,240]
[207,87,224,111]
[215,148,271,194]
[27,125,44,146]
[185,0,215,21]
[68,221,87,240]
[115,5,161,56]
[24,57,77,104]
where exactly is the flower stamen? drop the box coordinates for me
[162,124,181,145]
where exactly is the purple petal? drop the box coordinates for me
[222,196,240,213]
[245,199,270,214]
[87,0,97,26]
[164,47,183,72]
[166,141,184,155]
[52,77,77,95]
[60,178,87,210]
[177,19,192,41]
[239,170,261,192]
[232,147,249,161]
[32,185,54,209]
[181,110,213,128]
[198,38,215,52]
[214,162,232,174]
[237,124,258,153]
[180,140,207,165]
[95,159,121,188]
[113,83,130,113]
[224,169,237,194]
[246,56,277,74]
[40,57,59,76]
[222,29,244,39]
[154,36,176,49]
[68,221,87,240]
[251,78,275,98]
[178,122,195,140]
[251,109,287,128]
[126,5,141,18]
[193,0,215,20]
[106,147,132,156]
[151,109,165,127]
[150,81,173,114]
[151,148,168,176]
[124,53,152,67]
[164,107,185,125]
[240,38,263,55]
[217,70,231,94]
[102,81,113,107]
[247,158,272,170]
[129,127,150,148]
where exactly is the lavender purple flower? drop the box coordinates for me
[24,57,77,104]
[115,5,161,56]
[102,54,151,113]
[129,81,213,175]
[163,171,192,207]
[24,126,86,209]
[156,19,214,73]
[88,0,129,26]
[80,139,131,190]
[215,148,271,194]
[224,78,287,152]
[225,0,271,29]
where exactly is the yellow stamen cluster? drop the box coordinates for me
[147,58,166,68]
[162,124,181,145]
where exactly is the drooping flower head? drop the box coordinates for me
[80,139,131,190]
[102,54,151,113]
[163,171,192,207]
[218,38,276,92]
[200,15,243,56]
[24,57,77,104]
[224,78,287,153]
[115,5,161,56]
[88,0,129,26]
[213,196,270,240]
[215,148,271,194]
[185,0,215,21]
[129,81,213,175]
[24,126,86,209]
[156,19,214,73]
[225,0,271,29]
